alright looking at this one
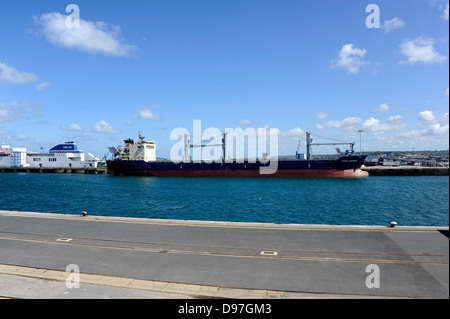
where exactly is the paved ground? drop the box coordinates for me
[0,210,448,299]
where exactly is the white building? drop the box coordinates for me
[0,142,101,168]
[10,148,27,167]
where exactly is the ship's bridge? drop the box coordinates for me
[49,142,82,153]
[121,136,157,162]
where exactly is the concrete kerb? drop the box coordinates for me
[0,264,417,299]
[0,210,447,233]
[0,264,287,299]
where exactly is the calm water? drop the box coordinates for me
[0,173,448,226]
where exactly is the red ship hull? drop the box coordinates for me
[144,168,367,178]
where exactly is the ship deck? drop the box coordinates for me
[0,211,448,299]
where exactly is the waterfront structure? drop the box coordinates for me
[0,142,101,169]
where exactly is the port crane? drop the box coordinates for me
[306,132,355,160]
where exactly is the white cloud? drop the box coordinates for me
[0,61,39,84]
[398,111,449,139]
[396,130,423,139]
[238,119,257,126]
[0,101,44,123]
[331,44,368,74]
[400,37,447,65]
[441,1,449,20]
[34,12,135,57]
[382,17,405,34]
[316,120,339,130]
[277,127,306,149]
[93,120,121,134]
[361,116,406,132]
[445,87,449,97]
[316,117,362,130]
[135,106,162,121]
[35,81,51,91]
[418,110,438,123]
[418,110,449,136]
[375,103,390,112]
[388,115,403,122]
[281,127,305,138]
[341,117,363,128]
[316,112,329,120]
[0,130,28,142]
[426,122,449,135]
[360,118,380,132]
[61,122,83,131]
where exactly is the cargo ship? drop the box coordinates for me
[107,132,368,178]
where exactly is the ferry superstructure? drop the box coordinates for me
[0,142,101,169]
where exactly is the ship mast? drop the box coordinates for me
[306,132,313,161]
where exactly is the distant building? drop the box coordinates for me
[10,148,27,168]
[0,142,100,169]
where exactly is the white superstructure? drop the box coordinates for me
[0,145,28,168]
[112,133,156,162]
[0,142,101,168]
[0,144,12,167]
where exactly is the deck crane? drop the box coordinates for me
[295,140,302,159]
[184,133,227,163]
[305,132,355,160]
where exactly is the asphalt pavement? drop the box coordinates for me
[0,211,448,299]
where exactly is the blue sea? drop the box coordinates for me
[0,173,448,226]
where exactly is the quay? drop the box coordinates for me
[0,167,108,174]
[362,166,449,176]
[0,211,448,299]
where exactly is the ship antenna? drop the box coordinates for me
[139,130,145,141]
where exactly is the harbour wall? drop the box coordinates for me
[362,166,449,176]
[0,167,108,174]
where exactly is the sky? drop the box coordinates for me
[0,0,449,159]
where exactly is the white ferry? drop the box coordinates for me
[0,142,101,169]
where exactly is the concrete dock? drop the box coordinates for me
[0,167,108,174]
[362,166,449,176]
[0,211,448,299]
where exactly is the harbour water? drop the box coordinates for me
[0,173,448,227]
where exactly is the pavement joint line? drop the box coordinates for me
[1,210,447,233]
[0,236,447,265]
[1,230,448,259]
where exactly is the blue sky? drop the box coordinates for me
[1,0,449,158]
